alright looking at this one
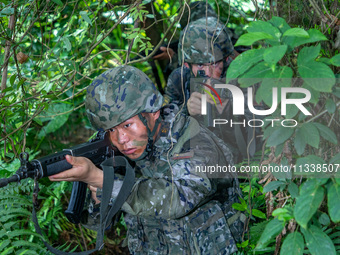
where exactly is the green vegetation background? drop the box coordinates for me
[0,0,339,254]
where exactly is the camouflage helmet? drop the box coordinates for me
[85,65,163,131]
[178,17,234,64]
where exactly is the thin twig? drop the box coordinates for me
[79,1,141,67]
[1,2,16,94]
[307,101,340,123]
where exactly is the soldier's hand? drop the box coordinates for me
[49,155,103,189]
[153,46,175,60]
[206,95,229,114]
[88,185,101,204]
[187,92,202,116]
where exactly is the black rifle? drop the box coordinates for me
[0,130,113,224]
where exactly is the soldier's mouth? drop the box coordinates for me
[122,148,137,155]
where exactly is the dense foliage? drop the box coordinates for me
[0,0,339,254]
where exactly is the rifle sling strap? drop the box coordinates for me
[32,156,135,255]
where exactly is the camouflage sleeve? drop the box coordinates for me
[164,67,190,106]
[121,142,223,220]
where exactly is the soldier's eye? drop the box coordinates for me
[109,128,115,132]
[124,123,132,128]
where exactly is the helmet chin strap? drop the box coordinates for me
[131,113,161,161]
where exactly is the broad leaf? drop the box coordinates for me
[313,123,337,144]
[325,99,336,113]
[239,62,272,87]
[327,182,340,222]
[266,126,294,147]
[268,16,291,34]
[226,48,265,81]
[255,66,293,106]
[330,54,340,67]
[263,180,286,193]
[298,61,335,92]
[294,181,324,228]
[235,32,274,47]
[288,182,299,198]
[280,232,304,255]
[256,218,285,249]
[284,29,328,49]
[297,44,321,66]
[52,0,63,6]
[263,45,288,65]
[301,225,336,255]
[294,128,307,155]
[283,28,309,38]
[80,11,92,25]
[300,123,320,148]
[252,209,266,219]
[246,20,281,45]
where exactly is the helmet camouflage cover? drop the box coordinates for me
[85,65,163,131]
[178,17,234,64]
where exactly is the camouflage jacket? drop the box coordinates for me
[87,104,245,254]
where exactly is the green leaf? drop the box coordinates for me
[255,66,293,106]
[330,54,340,67]
[298,61,335,92]
[252,209,266,219]
[51,0,63,6]
[288,182,299,198]
[239,62,272,87]
[235,32,274,47]
[327,182,340,222]
[294,128,307,155]
[268,16,291,34]
[62,37,71,51]
[325,99,336,113]
[266,126,294,147]
[284,29,328,49]
[300,123,320,148]
[295,155,327,179]
[272,207,294,221]
[232,203,246,211]
[297,44,321,66]
[256,218,285,249]
[80,11,92,26]
[0,7,14,16]
[263,180,286,193]
[226,48,265,81]
[283,28,309,38]
[301,225,336,255]
[294,182,324,229]
[37,103,72,139]
[318,213,331,226]
[313,123,337,144]
[330,153,340,164]
[263,45,288,65]
[280,232,304,255]
[9,74,16,87]
[246,20,281,45]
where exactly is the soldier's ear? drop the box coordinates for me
[151,110,160,121]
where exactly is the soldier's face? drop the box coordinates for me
[108,112,160,160]
[190,60,223,79]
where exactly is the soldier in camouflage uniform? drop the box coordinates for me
[165,16,262,162]
[49,65,245,254]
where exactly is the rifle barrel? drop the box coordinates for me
[0,175,19,188]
